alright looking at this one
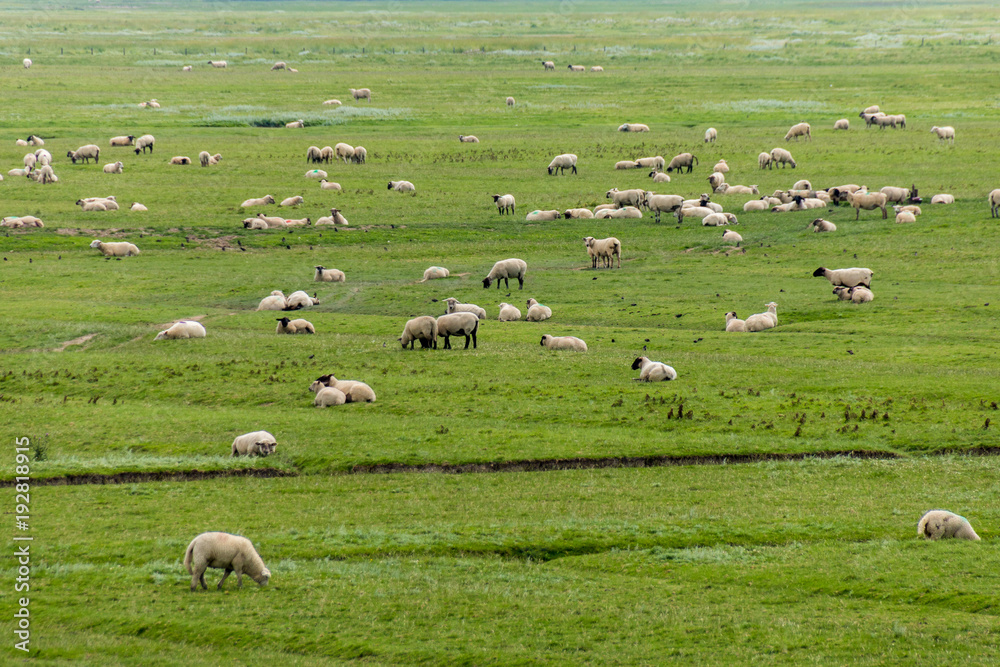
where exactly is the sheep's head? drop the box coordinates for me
[256,568,271,586]
[493,195,500,202]
[482,277,492,289]
[540,335,549,346]
[308,380,326,393]
[276,317,290,327]
[153,330,168,341]
[387,182,394,190]
[89,240,102,249]
[631,357,645,370]
[812,267,827,277]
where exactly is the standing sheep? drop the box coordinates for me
[483,258,527,290]
[567,65,585,72]
[989,189,1000,218]
[632,356,677,381]
[334,143,355,163]
[540,334,587,351]
[67,144,101,164]
[758,152,772,170]
[506,96,515,106]
[930,126,955,143]
[813,267,873,288]
[314,266,345,283]
[436,313,479,349]
[543,61,555,70]
[399,316,438,349]
[23,58,31,69]
[207,60,227,68]
[704,127,717,143]
[784,122,811,141]
[918,510,981,541]
[184,532,271,591]
[492,193,515,215]
[134,134,155,154]
[271,61,287,70]
[352,146,367,164]
[584,236,621,269]
[834,119,850,130]
[769,148,796,168]
[547,154,577,175]
[665,153,698,173]
[350,88,372,101]
[847,191,888,219]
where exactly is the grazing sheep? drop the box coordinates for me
[704,127,718,143]
[435,313,479,349]
[506,96,515,106]
[834,119,850,130]
[319,180,342,191]
[315,208,348,226]
[352,146,367,164]
[526,209,561,222]
[618,123,650,132]
[312,375,377,403]
[27,135,44,146]
[207,60,227,68]
[284,290,319,310]
[154,320,206,340]
[306,146,323,163]
[498,302,522,321]
[276,317,315,334]
[846,190,888,219]
[932,193,955,205]
[584,236,621,269]
[990,190,1000,218]
[109,135,135,147]
[632,356,676,381]
[333,143,355,163]
[872,114,896,130]
[256,291,286,311]
[606,187,645,209]
[543,61,555,70]
[493,193,515,215]
[313,386,347,407]
[285,120,305,129]
[134,134,155,154]
[758,152,772,170]
[918,510,980,541]
[725,311,746,332]
[649,169,671,183]
[615,160,640,170]
[567,64,585,72]
[23,58,31,69]
[444,297,487,320]
[713,159,729,173]
[184,532,270,592]
[67,144,101,164]
[930,125,955,143]
[130,202,148,212]
[323,99,342,106]
[240,195,276,208]
[809,218,836,232]
[90,239,139,257]
[813,267,873,288]
[169,156,191,165]
[784,122,811,141]
[665,152,698,173]
[895,210,917,224]
[399,316,438,349]
[540,334,587,351]
[547,153,578,175]
[420,266,450,282]
[280,196,304,207]
[525,298,552,322]
[314,265,345,283]
[30,164,57,184]
[745,302,778,332]
[634,156,666,170]
[483,258,527,290]
[590,66,604,72]
[271,61,287,70]
[102,161,124,174]
[388,180,415,193]
[564,208,594,219]
[350,87,372,101]
[769,147,796,169]
[459,135,480,143]
[722,229,743,244]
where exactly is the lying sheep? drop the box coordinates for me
[618,123,650,132]
[584,236,621,269]
[169,156,191,165]
[634,156,665,170]
[758,152,772,170]
[284,290,319,310]
[540,334,587,351]
[564,208,594,219]
[256,213,288,228]
[665,152,698,173]
[102,161,124,174]
[445,297,487,320]
[67,144,101,164]
[306,170,329,180]
[184,532,270,592]
[525,298,552,322]
[990,189,1000,218]
[131,202,148,212]
[80,201,107,212]
[547,153,577,175]
[319,180,342,191]
[182,65,192,71]
[313,375,377,403]
[932,193,955,205]
[420,266,449,282]
[314,266,345,283]
[702,212,738,227]
[590,66,604,72]
[676,206,715,223]
[930,126,955,143]
[435,313,479,349]
[483,258,527,290]
[769,147,796,169]
[90,239,139,257]
[526,209,561,222]
[649,170,671,183]
[813,267,873,288]
[716,183,759,195]
[895,210,916,224]
[459,135,480,143]
[315,208,348,226]
[498,302,522,321]
[154,320,206,340]
[792,180,811,191]
[743,199,770,212]
[632,356,676,381]
[243,218,267,230]
[722,229,742,244]
[615,160,639,170]
[745,302,778,332]
[276,317,315,334]
[713,159,729,173]
[809,218,837,232]
[285,120,305,129]
[8,168,30,177]
[350,87,372,101]
[725,311,746,332]
[784,122,811,141]
[280,196,304,207]
[240,195,276,208]
[493,193,515,215]
[836,285,874,303]
[847,190,888,219]
[399,316,438,349]
[323,99,342,106]
[15,139,28,146]
[388,180,415,193]
[109,135,135,146]
[134,134,155,154]
[918,510,980,541]
[704,127,717,143]
[231,431,276,457]
[834,119,850,130]
[601,207,643,219]
[256,291,286,311]
[880,185,919,204]
[313,385,347,407]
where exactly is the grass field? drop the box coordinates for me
[3,0,1000,662]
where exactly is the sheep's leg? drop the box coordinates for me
[218,569,232,589]
[571,165,577,174]
[517,276,524,289]
[880,206,887,220]
[443,335,450,350]
[463,334,470,349]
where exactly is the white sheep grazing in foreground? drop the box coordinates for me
[240,195,276,208]
[256,291,286,311]
[725,311,746,332]
[564,208,594,219]
[134,134,155,154]
[169,156,191,165]
[809,218,837,232]
[459,135,480,143]
[918,510,980,541]
[399,316,438,349]
[498,302,522,321]
[769,147,796,168]
[834,118,850,130]
[154,320,206,341]
[649,170,671,183]
[847,191,888,219]
[526,209,561,222]
[314,265,345,283]
[758,152,772,170]
[930,126,955,143]
[319,180,342,191]
[280,196,304,207]
[632,356,676,381]
[506,96,515,106]
[784,122,811,141]
[713,159,729,173]
[131,202,148,212]
[813,267,873,288]
[722,229,742,244]
[932,193,955,205]
[584,236,621,269]
[313,385,347,407]
[895,210,917,224]
[704,127,717,143]
[23,58,31,68]
[547,153,577,175]
[492,193,515,215]
[540,334,587,352]
[388,180,415,193]
[276,317,315,334]
[483,258,527,290]
[435,313,479,349]
[90,239,139,257]
[420,266,449,282]
[525,298,552,322]
[184,532,270,591]
[445,297,487,320]
[745,302,778,332]
[313,375,377,403]
[208,60,227,68]
[990,189,1000,218]
[109,135,135,146]
[618,123,650,132]
[284,290,319,310]
[102,161,124,174]
[350,87,372,101]
[67,144,101,164]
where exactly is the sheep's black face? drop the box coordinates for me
[547,167,554,175]
[482,278,491,289]
[631,358,643,370]
[812,268,826,277]
[540,337,546,346]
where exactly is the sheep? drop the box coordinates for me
[255,214,287,229]
[134,134,155,154]
[240,195,276,208]
[699,212,734,227]
[713,159,729,173]
[333,142,355,163]
[707,173,725,191]
[834,119,850,130]
[593,204,617,213]
[306,169,328,180]
[632,356,676,381]
[90,239,139,257]
[701,127,718,143]
[665,152,698,173]
[881,185,919,204]
[918,510,980,541]
[0,218,23,229]
[564,208,594,219]
[832,286,852,301]
[590,66,604,72]
[154,320,206,340]
[930,125,955,143]
[769,147,796,169]
[525,298,552,322]
[243,219,267,230]
[896,203,924,215]
[27,135,44,146]
[743,199,770,212]
[102,161,124,174]
[284,290,319,310]
[23,58,31,69]
[498,302,522,321]
[634,156,665,170]
[606,187,645,209]
[745,302,778,332]
[276,317,315,334]
[8,168,30,177]
[483,258,527,290]
[184,532,270,592]
[722,229,743,244]
[7,215,42,227]
[312,265,345,283]
[285,120,305,129]
[80,201,108,212]
[352,146,367,164]
[847,190,888,219]
[315,208,348,226]
[306,146,323,163]
[419,266,450,283]
[256,291,286,311]
[506,96,515,106]
[826,184,864,205]
[716,184,759,195]
[205,153,221,165]
[313,386,347,407]
[894,210,915,224]
[676,206,715,223]
[169,156,191,165]
[436,312,479,349]
[350,88,372,101]
[725,311,746,332]
[319,180,342,191]
[758,152,772,170]
[792,179,811,191]
[933,193,955,205]
[322,99,342,106]
[649,169,671,183]
[207,60,227,68]
[67,144,101,164]
[312,375,376,403]
[615,160,639,170]
[15,139,28,146]
[493,193,515,215]
[848,285,874,303]
[784,122,811,141]
[444,297,487,320]
[31,164,57,184]
[547,153,578,175]
[540,334,587,351]
[606,206,643,219]
[109,135,135,146]
[459,135,480,143]
[198,150,212,167]
[271,61,287,70]
[388,180,415,193]
[182,65,192,71]
[861,105,880,115]
[872,115,896,129]
[280,196,304,207]
[130,202,147,212]
[584,236,621,269]
[618,123,650,132]
[889,114,906,129]
[526,209,561,221]
[809,218,836,232]
[399,316,438,349]
[990,190,1000,218]
[813,267,873,288]
[543,61,555,70]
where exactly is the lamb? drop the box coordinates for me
[584,236,621,269]
[834,119,849,130]
[917,510,980,541]
[847,190,888,219]
[169,156,191,165]
[832,286,852,301]
[784,122,811,141]
[880,185,919,204]
[153,320,206,340]
[435,312,479,349]
[276,317,315,334]
[483,258,527,290]
[131,202,148,212]
[606,187,645,208]
[848,285,874,303]
[315,208,348,226]
[7,168,30,177]
[199,151,211,167]
[102,161,124,174]
[713,159,729,173]
[758,152,772,170]
[109,135,135,146]
[312,375,377,403]
[567,65,585,72]
[618,123,650,132]
[932,193,955,205]
[67,144,101,164]
[90,239,139,257]
[134,135,155,154]
[722,229,742,244]
[352,146,367,164]
[634,156,665,170]
[399,316,438,349]
[547,153,578,175]
[182,65,192,72]
[543,61,555,70]
[184,532,270,591]
[725,311,746,332]
[813,267,873,288]
[243,218,267,230]
[769,147,796,168]
[285,120,305,129]
[280,196,304,207]
[930,126,955,143]
[649,170,671,183]
[632,356,676,381]
[350,88,372,101]
[498,302,522,321]
[334,143,355,163]
[506,96,515,106]
[319,180,342,191]
[313,385,347,407]
[284,290,319,310]
[809,218,837,232]
[526,210,561,221]
[493,194,515,215]
[744,302,778,332]
[540,334,587,351]
[271,61,287,70]
[525,298,552,322]
[23,58,31,69]
[743,199,770,212]
[207,60,227,68]
[704,127,717,143]
[990,189,1000,218]
[240,195,276,208]
[388,180,416,193]
[895,210,917,224]
[459,135,480,143]
[420,266,449,282]
[443,298,487,320]
[256,291,286,311]
[665,152,698,173]
[564,208,594,219]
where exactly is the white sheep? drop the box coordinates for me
[932,193,955,205]
[284,290,319,310]
[399,316,438,349]
[809,218,836,232]
[506,96,515,106]
[991,190,1000,218]
[758,152,772,170]
[67,144,101,164]
[319,180,342,191]
[23,58,31,69]
[769,147,796,168]
[230,431,276,456]
[207,60,227,68]
[631,356,676,381]
[256,291,286,311]
[208,152,222,166]
[847,191,888,219]
[435,313,479,349]
[634,156,665,170]
[134,134,155,154]
[547,154,577,175]
[102,161,124,174]
[240,195,276,208]
[665,152,698,173]
[350,87,372,101]
[312,375,377,403]
[918,510,980,541]
[584,237,621,269]
[590,66,604,72]
[31,164,57,184]
[334,143,355,163]
[255,214,288,228]
[459,135,480,143]
[306,169,329,180]
[704,127,717,143]
[525,298,552,322]
[702,212,738,226]
[313,386,347,407]
[280,196,304,207]
[323,99,342,106]
[649,170,671,183]
[271,61,287,70]
[615,160,639,170]
[285,120,304,129]
[895,210,916,224]
[130,202,148,212]
[745,302,778,332]
[606,187,645,209]
[725,311,746,332]
[184,532,270,592]
[483,258,527,290]
[618,123,650,132]
[833,119,850,130]
[493,194,515,215]
[315,208,348,226]
[784,122,811,141]
[564,208,594,219]
[861,105,880,115]
[420,266,449,282]
[848,285,874,303]
[716,184,759,195]
[27,135,44,146]
[15,139,28,146]
[445,297,486,320]
[930,126,955,143]
[276,317,315,334]
[314,265,345,283]
[388,180,415,193]
[90,239,139,257]
[154,320,206,340]
[894,205,921,216]
[109,135,134,146]
[182,65,192,71]
[743,199,770,212]
[8,168,30,178]
[540,334,587,351]
[352,146,366,164]
[543,61,555,70]
[722,229,742,244]
[813,267,873,288]
[713,159,729,173]
[169,156,191,165]
[498,302,522,321]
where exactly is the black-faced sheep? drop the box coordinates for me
[540,334,587,351]
[525,298,552,322]
[275,317,315,334]
[665,152,698,173]
[483,258,527,290]
[493,194,515,215]
[435,313,479,349]
[547,154,577,175]
[813,267,873,288]
[134,134,155,154]
[399,316,438,349]
[632,356,676,381]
